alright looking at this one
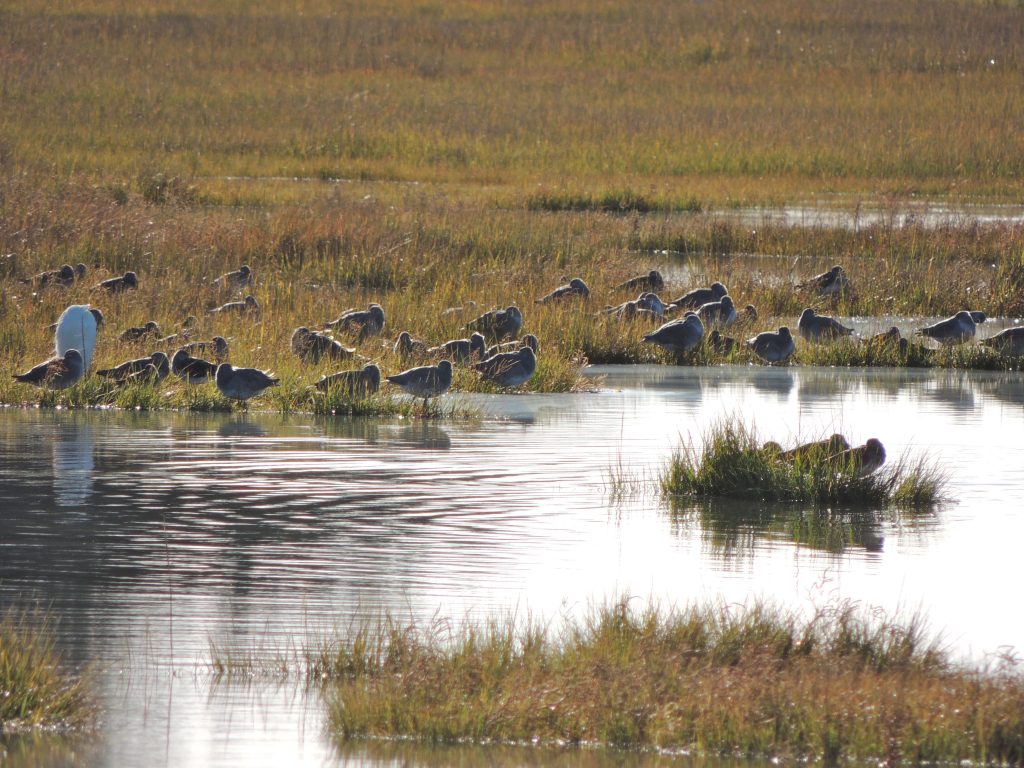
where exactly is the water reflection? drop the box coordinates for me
[2,364,1024,766]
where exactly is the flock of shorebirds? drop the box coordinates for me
[12,261,1024,433]
[14,259,1018,477]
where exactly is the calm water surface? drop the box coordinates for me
[1,365,1022,767]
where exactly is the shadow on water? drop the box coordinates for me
[664,496,939,557]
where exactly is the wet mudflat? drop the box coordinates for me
[1,364,1022,767]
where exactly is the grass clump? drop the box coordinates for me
[661,419,946,507]
[0,609,92,732]
[295,599,1024,763]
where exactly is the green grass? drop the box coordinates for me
[206,599,1024,762]
[661,419,946,507]
[0,609,93,732]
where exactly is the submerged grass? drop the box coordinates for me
[208,599,1024,763]
[661,419,946,507]
[0,610,92,732]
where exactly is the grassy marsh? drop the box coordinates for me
[209,600,1024,763]
[660,419,946,507]
[0,610,92,733]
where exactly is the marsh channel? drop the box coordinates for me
[1,364,1022,767]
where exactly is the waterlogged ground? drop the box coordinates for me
[2,365,1023,767]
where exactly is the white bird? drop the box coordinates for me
[54,304,99,369]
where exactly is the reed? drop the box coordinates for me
[0,609,92,731]
[660,419,946,507]
[242,598,1024,763]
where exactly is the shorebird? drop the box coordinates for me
[797,308,855,342]
[826,438,887,477]
[21,264,75,289]
[916,311,976,345]
[171,348,218,384]
[440,301,477,318]
[53,304,100,369]
[536,277,590,304]
[215,363,279,401]
[207,295,260,317]
[696,295,737,329]
[213,264,253,292]
[97,352,170,382]
[179,336,230,360]
[466,305,523,340]
[74,263,87,282]
[796,265,850,297]
[13,349,85,390]
[391,331,424,358]
[119,321,161,343]
[747,326,796,364]
[668,282,728,311]
[473,345,536,387]
[604,293,664,321]
[484,334,540,360]
[386,359,453,400]
[777,434,851,462]
[867,326,902,347]
[981,326,1024,356]
[615,269,665,292]
[111,363,163,387]
[93,271,138,293]
[428,332,487,363]
[326,303,386,340]
[642,312,705,354]
[291,326,355,364]
[314,363,382,395]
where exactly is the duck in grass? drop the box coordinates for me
[97,352,170,382]
[314,363,382,395]
[386,360,453,401]
[642,312,705,354]
[291,327,355,364]
[825,438,887,478]
[428,332,487,363]
[796,265,851,297]
[13,349,84,390]
[615,269,664,292]
[466,305,523,341]
[536,277,590,304]
[207,295,260,318]
[171,348,218,384]
[981,326,1024,356]
[797,308,855,342]
[667,281,727,312]
[326,303,386,341]
[119,321,161,343]
[747,326,795,364]
[473,345,537,388]
[213,264,253,292]
[916,311,976,345]
[93,271,138,293]
[215,363,279,401]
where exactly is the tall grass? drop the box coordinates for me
[661,419,946,507]
[0,609,92,731]
[208,598,1024,762]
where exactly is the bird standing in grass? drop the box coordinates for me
[747,326,795,364]
[97,352,170,382]
[916,311,976,345]
[981,326,1024,356]
[172,348,218,384]
[615,269,664,292]
[668,282,727,311]
[207,295,260,318]
[467,305,523,340]
[213,264,253,292]
[428,332,487,363]
[484,334,540,360]
[14,349,85,390]
[315,364,382,395]
[697,295,737,329]
[326,303,386,341]
[473,345,537,388]
[119,321,161,343]
[797,265,850,297]
[797,308,854,342]
[536,277,590,303]
[386,359,453,401]
[21,264,75,289]
[215,363,279,401]
[642,313,705,354]
[826,438,886,477]
[291,327,355,364]
[393,331,428,359]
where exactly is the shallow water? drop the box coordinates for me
[2,365,1023,766]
